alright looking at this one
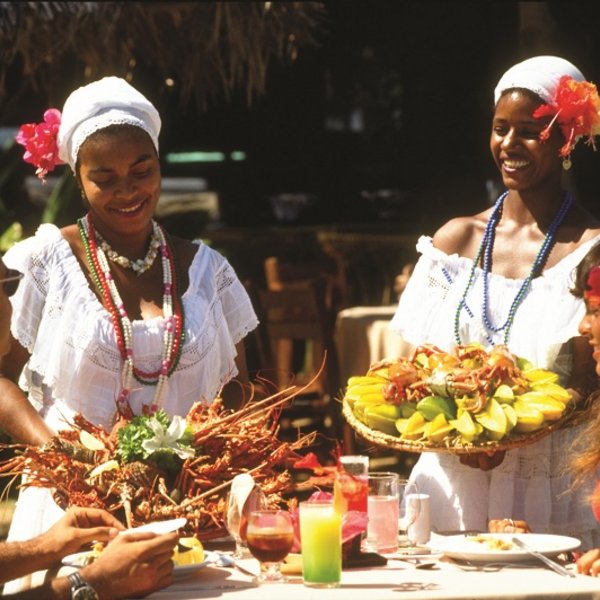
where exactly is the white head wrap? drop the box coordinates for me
[57,76,161,170]
[493,55,585,105]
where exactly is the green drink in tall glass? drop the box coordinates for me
[299,500,342,588]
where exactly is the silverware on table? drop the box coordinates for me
[511,537,575,578]
[213,552,257,578]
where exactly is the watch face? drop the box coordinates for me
[72,584,99,600]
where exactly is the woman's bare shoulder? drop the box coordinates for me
[431,214,483,255]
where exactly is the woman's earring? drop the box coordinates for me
[562,158,572,170]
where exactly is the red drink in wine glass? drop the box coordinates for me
[246,510,294,583]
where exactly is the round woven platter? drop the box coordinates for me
[342,398,576,455]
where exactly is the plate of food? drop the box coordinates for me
[428,533,580,563]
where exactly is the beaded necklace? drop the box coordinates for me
[453,191,573,346]
[78,214,185,413]
[95,226,161,276]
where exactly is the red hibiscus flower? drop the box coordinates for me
[533,76,600,159]
[16,108,65,181]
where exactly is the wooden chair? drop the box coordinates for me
[264,255,347,317]
[256,278,348,456]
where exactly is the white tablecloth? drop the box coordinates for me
[335,305,410,384]
[147,555,600,600]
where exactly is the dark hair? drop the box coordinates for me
[571,241,600,298]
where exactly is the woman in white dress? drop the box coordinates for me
[0,76,258,591]
[390,56,600,548]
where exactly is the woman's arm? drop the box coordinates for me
[0,335,53,445]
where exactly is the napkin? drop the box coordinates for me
[228,473,256,526]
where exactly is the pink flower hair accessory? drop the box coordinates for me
[16,108,65,181]
[584,265,600,310]
[533,75,600,168]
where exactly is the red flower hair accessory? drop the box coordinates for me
[15,108,65,181]
[584,265,600,310]
[533,76,600,166]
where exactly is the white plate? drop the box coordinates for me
[429,533,580,563]
[62,549,219,574]
[119,518,187,536]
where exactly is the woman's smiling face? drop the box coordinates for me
[77,125,161,238]
[490,90,563,192]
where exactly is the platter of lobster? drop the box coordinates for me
[0,384,316,538]
[342,342,576,453]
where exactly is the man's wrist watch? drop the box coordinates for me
[67,572,99,600]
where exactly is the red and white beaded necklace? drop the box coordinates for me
[78,214,185,414]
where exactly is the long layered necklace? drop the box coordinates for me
[453,191,573,346]
[78,214,185,414]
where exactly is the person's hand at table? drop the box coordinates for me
[488,518,531,534]
[81,531,177,599]
[576,548,600,576]
[38,506,125,561]
[459,450,506,471]
[0,506,126,583]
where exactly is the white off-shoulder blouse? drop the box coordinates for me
[390,234,600,549]
[4,223,258,431]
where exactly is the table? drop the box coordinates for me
[147,554,600,599]
[335,305,411,384]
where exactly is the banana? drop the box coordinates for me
[353,395,386,420]
[416,395,456,421]
[347,375,388,388]
[344,384,385,407]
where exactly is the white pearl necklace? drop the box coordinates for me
[95,226,161,276]
[83,215,175,412]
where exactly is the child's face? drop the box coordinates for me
[579,293,600,376]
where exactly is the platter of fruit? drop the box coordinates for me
[341,343,575,453]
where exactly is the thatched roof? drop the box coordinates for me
[0,2,327,113]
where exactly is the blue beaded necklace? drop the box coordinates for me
[453,191,573,346]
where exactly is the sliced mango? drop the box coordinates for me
[424,413,455,443]
[502,403,517,432]
[493,384,515,404]
[417,395,456,421]
[529,382,572,404]
[400,402,417,418]
[516,392,565,421]
[475,398,508,438]
[513,401,545,432]
[400,411,427,440]
[449,410,480,443]
[365,404,403,436]
[523,368,559,385]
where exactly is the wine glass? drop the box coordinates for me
[398,479,420,548]
[246,509,294,583]
[223,486,267,559]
